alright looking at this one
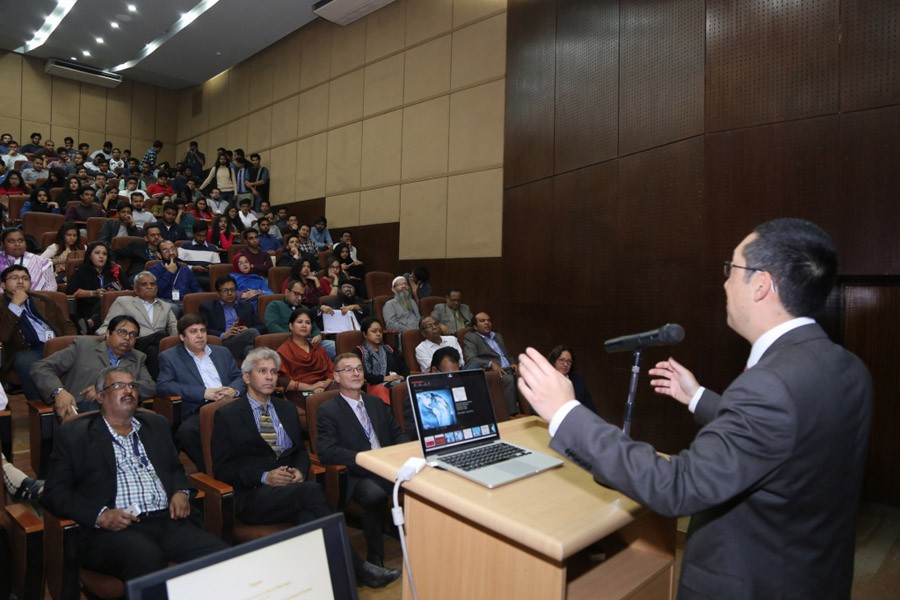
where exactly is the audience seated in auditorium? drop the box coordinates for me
[239,228,273,276]
[415,315,465,372]
[41,222,83,283]
[277,307,335,402]
[404,267,431,304]
[256,216,282,253]
[463,312,519,416]
[431,287,474,335]
[117,222,164,285]
[0,228,56,291]
[150,240,203,315]
[67,241,123,334]
[382,276,420,333]
[231,253,272,312]
[157,201,188,242]
[98,201,140,243]
[201,153,237,204]
[353,317,405,405]
[321,280,369,323]
[310,216,333,251]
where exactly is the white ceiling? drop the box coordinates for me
[0,0,318,89]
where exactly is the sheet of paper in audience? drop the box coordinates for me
[166,529,334,600]
[322,310,358,334]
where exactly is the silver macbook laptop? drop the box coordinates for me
[407,370,562,488]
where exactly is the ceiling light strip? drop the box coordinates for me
[112,0,220,72]
[16,0,79,53]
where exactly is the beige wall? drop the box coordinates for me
[0,52,177,165]
[176,0,506,259]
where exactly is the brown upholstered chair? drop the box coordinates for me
[456,326,474,348]
[418,295,444,317]
[226,243,247,263]
[22,212,65,241]
[182,291,218,318]
[85,217,109,242]
[485,370,511,422]
[48,187,63,204]
[32,290,71,320]
[254,332,290,352]
[1,463,44,600]
[335,330,364,356]
[305,390,348,510]
[268,266,291,292]
[365,271,394,299]
[317,250,332,273]
[109,235,145,272]
[390,381,410,432]
[257,293,284,323]
[0,409,9,463]
[401,329,425,374]
[64,257,82,282]
[6,194,28,224]
[207,263,233,288]
[99,289,135,323]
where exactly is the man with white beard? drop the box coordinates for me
[382,276,420,333]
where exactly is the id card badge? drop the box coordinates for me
[171,290,181,301]
[43,330,56,342]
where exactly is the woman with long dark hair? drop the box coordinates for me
[41,221,84,282]
[353,317,406,405]
[67,241,122,333]
[0,170,28,195]
[208,214,238,252]
[199,153,236,203]
[57,176,82,208]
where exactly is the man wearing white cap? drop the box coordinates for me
[382,276,420,333]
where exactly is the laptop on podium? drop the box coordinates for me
[407,370,562,488]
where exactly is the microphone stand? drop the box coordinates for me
[622,347,643,437]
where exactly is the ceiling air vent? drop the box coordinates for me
[313,0,396,26]
[44,58,123,89]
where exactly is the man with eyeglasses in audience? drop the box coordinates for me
[317,353,410,569]
[0,264,76,401]
[0,227,57,291]
[31,314,155,418]
[201,275,266,362]
[43,366,228,582]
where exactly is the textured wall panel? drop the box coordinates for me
[361,110,403,188]
[836,106,900,275]
[840,0,900,111]
[401,96,450,180]
[360,185,401,225]
[328,69,365,128]
[706,0,839,131]
[296,133,328,201]
[50,79,80,128]
[79,85,107,133]
[300,21,333,91]
[403,35,452,104]
[326,191,361,227]
[504,0,556,187]
[298,84,330,137]
[271,96,300,147]
[448,80,505,173]
[619,0,703,156]
[406,0,452,47]
[0,52,22,116]
[272,33,302,101]
[501,177,555,303]
[446,169,503,258]
[554,0,618,172]
[325,122,362,195]
[364,54,405,116]
[331,19,367,77]
[365,0,406,62]
[450,14,506,89]
[399,177,448,259]
[247,106,272,153]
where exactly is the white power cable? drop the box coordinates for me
[393,457,427,600]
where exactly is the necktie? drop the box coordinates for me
[259,404,282,458]
[355,401,380,450]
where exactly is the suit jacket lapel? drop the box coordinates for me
[88,415,117,474]
[339,395,370,442]
[95,338,111,366]
[177,345,206,386]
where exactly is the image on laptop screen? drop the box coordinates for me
[408,370,499,452]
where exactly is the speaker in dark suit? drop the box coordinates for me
[317,353,409,565]
[517,219,873,599]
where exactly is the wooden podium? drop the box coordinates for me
[357,417,675,600]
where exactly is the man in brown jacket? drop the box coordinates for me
[0,264,76,400]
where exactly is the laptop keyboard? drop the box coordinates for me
[440,442,531,471]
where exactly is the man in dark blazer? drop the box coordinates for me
[430,287,473,334]
[317,353,410,567]
[31,315,155,418]
[463,312,519,415]
[517,219,873,600]
[42,366,227,581]
[211,348,400,589]
[97,202,140,244]
[158,314,245,472]
[115,222,163,286]
[0,264,76,400]
[200,275,266,362]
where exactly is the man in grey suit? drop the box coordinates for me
[463,312,519,415]
[30,315,155,418]
[97,271,177,377]
[517,218,872,599]
[430,287,473,334]
[158,314,245,472]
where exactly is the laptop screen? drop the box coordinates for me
[408,370,499,455]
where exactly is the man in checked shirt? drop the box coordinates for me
[43,366,227,581]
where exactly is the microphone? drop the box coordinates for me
[604,323,685,353]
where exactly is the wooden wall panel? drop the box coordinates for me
[554,0,618,172]
[78,85,107,133]
[706,0,839,131]
[619,0,703,155]
[404,35,451,104]
[836,106,900,275]
[840,0,900,112]
[504,0,555,187]
[501,177,555,304]
[405,0,452,47]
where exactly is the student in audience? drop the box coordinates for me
[189,196,213,221]
[311,216,333,251]
[118,176,149,201]
[282,259,324,305]
[353,317,405,405]
[63,151,86,176]
[157,201,188,242]
[238,228,272,276]
[0,228,56,290]
[117,222,164,285]
[0,170,28,195]
[209,213,238,253]
[336,245,367,297]
[147,172,176,197]
[256,216,282,252]
[206,187,229,215]
[42,221,83,283]
[406,266,432,303]
[39,167,65,192]
[1,141,23,169]
[98,202,140,243]
[21,187,60,218]
[64,187,105,223]
[67,241,122,334]
[129,192,155,230]
[181,141,206,174]
[231,252,273,311]
[90,140,113,162]
[200,153,237,203]
[142,140,163,167]
[21,155,48,184]
[57,176,83,208]
[20,132,42,156]
[108,147,124,173]
[226,205,244,234]
[0,133,12,154]
[323,256,347,296]
[149,240,203,316]
[277,233,304,268]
